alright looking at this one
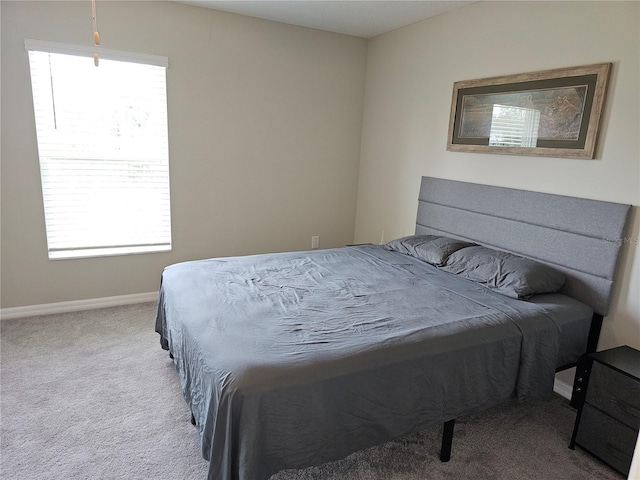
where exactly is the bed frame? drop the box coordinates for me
[165,176,631,476]
[415,176,631,461]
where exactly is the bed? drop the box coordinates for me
[155,176,631,480]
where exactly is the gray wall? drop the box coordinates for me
[1,1,368,307]
[354,1,639,352]
[2,1,638,356]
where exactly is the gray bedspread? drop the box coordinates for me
[155,245,592,480]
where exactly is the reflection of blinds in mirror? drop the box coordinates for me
[489,104,541,148]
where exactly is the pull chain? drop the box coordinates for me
[92,0,101,66]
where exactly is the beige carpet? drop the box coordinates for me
[1,303,623,480]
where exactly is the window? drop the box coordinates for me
[26,40,171,259]
[488,104,541,148]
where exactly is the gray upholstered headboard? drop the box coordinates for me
[416,177,631,316]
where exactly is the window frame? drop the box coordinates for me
[25,40,172,260]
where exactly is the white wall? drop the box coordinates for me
[2,0,638,355]
[0,1,367,308]
[355,1,640,353]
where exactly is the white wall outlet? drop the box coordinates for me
[311,236,320,249]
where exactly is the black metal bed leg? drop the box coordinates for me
[191,413,196,426]
[169,351,174,359]
[586,313,603,354]
[440,419,455,462]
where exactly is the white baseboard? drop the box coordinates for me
[553,377,573,400]
[0,292,158,320]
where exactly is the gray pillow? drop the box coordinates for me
[441,245,565,299]
[385,235,475,266]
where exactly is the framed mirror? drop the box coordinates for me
[446,63,611,159]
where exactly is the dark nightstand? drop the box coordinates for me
[569,345,640,476]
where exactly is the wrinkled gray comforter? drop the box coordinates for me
[155,245,591,480]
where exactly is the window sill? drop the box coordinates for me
[48,244,171,260]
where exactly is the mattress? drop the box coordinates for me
[155,244,592,480]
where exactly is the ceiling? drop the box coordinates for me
[175,1,475,38]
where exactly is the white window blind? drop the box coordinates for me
[26,40,171,259]
[488,104,541,148]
